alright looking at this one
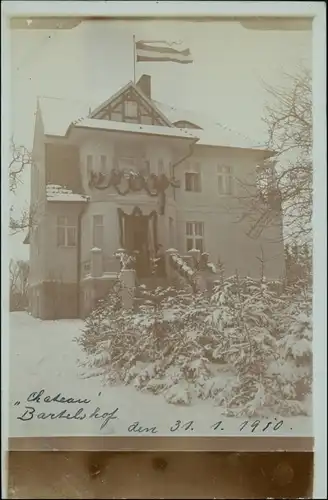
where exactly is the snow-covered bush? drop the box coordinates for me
[77,273,312,416]
[77,286,222,404]
[270,278,312,416]
[207,275,312,416]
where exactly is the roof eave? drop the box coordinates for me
[71,124,197,142]
[195,142,276,157]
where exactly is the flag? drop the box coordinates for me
[135,40,193,64]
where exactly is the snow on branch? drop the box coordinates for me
[77,272,312,417]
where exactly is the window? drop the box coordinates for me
[118,157,149,177]
[92,215,104,249]
[142,160,150,177]
[100,155,107,173]
[124,100,138,122]
[87,154,108,174]
[86,155,93,175]
[118,157,135,171]
[158,159,165,175]
[56,216,77,247]
[186,222,204,253]
[185,163,201,192]
[218,165,233,195]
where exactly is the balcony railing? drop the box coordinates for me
[80,254,120,279]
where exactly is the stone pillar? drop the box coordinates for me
[120,269,136,310]
[91,247,103,278]
[165,248,178,281]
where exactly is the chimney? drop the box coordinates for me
[136,74,151,99]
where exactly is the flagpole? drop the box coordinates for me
[133,35,136,83]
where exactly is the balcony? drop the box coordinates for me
[80,253,120,280]
[88,159,179,208]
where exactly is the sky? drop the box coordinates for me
[9,19,312,260]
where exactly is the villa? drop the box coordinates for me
[25,74,284,319]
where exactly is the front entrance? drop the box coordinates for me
[125,214,150,277]
[118,207,158,278]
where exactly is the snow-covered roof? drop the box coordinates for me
[89,81,173,128]
[154,101,269,151]
[46,184,89,202]
[72,118,197,140]
[38,93,272,153]
[38,96,92,137]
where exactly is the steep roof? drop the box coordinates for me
[154,101,268,151]
[38,96,91,137]
[37,85,272,153]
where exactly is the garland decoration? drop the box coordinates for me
[89,168,180,215]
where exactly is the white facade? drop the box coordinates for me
[27,75,285,319]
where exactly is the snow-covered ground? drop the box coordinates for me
[8,312,312,438]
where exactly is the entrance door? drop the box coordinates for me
[125,214,150,277]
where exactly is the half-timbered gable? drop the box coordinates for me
[89,82,173,127]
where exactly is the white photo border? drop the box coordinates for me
[1,2,326,497]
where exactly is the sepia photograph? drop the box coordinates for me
[6,11,315,441]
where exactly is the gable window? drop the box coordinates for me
[217,166,233,195]
[186,221,204,253]
[123,100,138,123]
[92,215,104,249]
[185,163,201,192]
[56,216,77,247]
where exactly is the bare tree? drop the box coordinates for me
[9,259,29,311]
[230,67,312,244]
[263,67,312,242]
[9,138,34,235]
[9,138,31,193]
[9,259,21,295]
